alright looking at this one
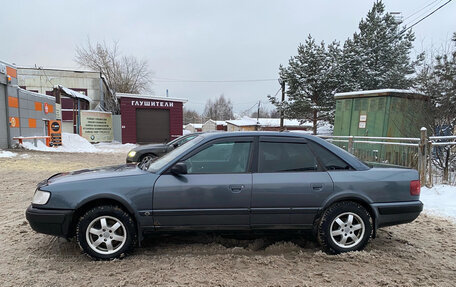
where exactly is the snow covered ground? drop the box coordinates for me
[0,150,17,158]
[20,133,136,154]
[421,185,456,221]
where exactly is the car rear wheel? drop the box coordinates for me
[317,201,372,254]
[76,205,137,260]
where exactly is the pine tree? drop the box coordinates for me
[341,1,417,91]
[269,35,340,134]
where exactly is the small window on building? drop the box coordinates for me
[259,142,318,173]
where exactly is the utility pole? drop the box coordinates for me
[279,78,285,131]
[256,101,261,131]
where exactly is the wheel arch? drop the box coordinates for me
[139,152,158,161]
[315,192,379,238]
[69,194,141,241]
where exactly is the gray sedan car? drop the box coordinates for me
[126,133,200,165]
[26,132,423,260]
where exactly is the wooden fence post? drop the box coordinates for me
[427,141,433,187]
[419,127,428,186]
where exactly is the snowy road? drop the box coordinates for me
[0,150,455,286]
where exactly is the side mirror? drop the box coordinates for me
[170,162,187,175]
[173,142,179,148]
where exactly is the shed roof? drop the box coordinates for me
[55,85,92,102]
[334,89,426,99]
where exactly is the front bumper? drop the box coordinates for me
[373,201,423,228]
[25,205,74,238]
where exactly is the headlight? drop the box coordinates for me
[32,189,51,205]
[127,151,136,158]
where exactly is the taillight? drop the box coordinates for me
[410,180,420,196]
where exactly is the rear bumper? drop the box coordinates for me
[373,201,423,228]
[25,205,74,238]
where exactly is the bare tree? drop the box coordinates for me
[183,109,202,125]
[250,106,272,118]
[75,40,152,113]
[416,33,456,183]
[203,94,234,121]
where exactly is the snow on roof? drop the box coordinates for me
[227,117,311,127]
[256,118,312,127]
[116,93,188,103]
[204,119,227,126]
[187,123,203,128]
[335,89,426,98]
[56,85,92,102]
[226,118,257,127]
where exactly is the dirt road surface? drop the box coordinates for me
[1,150,455,286]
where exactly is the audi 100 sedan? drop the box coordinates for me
[26,132,423,260]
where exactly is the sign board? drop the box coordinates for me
[359,113,367,129]
[47,120,62,147]
[80,110,113,142]
[55,103,62,120]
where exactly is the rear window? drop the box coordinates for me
[308,142,352,170]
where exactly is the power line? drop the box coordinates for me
[152,77,277,83]
[403,0,443,22]
[400,0,453,35]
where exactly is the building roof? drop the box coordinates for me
[56,85,93,102]
[16,65,98,73]
[116,93,188,103]
[187,123,203,129]
[334,89,426,99]
[204,119,227,126]
[226,118,257,127]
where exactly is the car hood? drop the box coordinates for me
[39,164,149,187]
[133,143,168,152]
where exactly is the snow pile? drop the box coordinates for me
[0,150,17,158]
[21,133,136,154]
[421,185,456,221]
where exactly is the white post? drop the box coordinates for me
[419,127,428,186]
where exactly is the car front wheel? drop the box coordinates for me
[76,205,137,260]
[317,201,372,254]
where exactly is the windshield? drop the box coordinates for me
[166,134,197,147]
[148,136,204,173]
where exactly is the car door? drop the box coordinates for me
[251,136,334,229]
[153,137,254,230]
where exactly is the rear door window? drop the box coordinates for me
[258,142,318,173]
[308,142,352,170]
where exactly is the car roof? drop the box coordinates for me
[199,131,312,139]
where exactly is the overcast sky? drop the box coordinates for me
[1,0,455,115]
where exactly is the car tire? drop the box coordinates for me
[76,205,137,260]
[317,201,372,254]
[139,154,157,167]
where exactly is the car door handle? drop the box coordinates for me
[229,185,245,193]
[311,183,324,191]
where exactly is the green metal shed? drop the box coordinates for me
[333,89,428,167]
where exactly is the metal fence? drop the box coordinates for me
[317,128,456,187]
